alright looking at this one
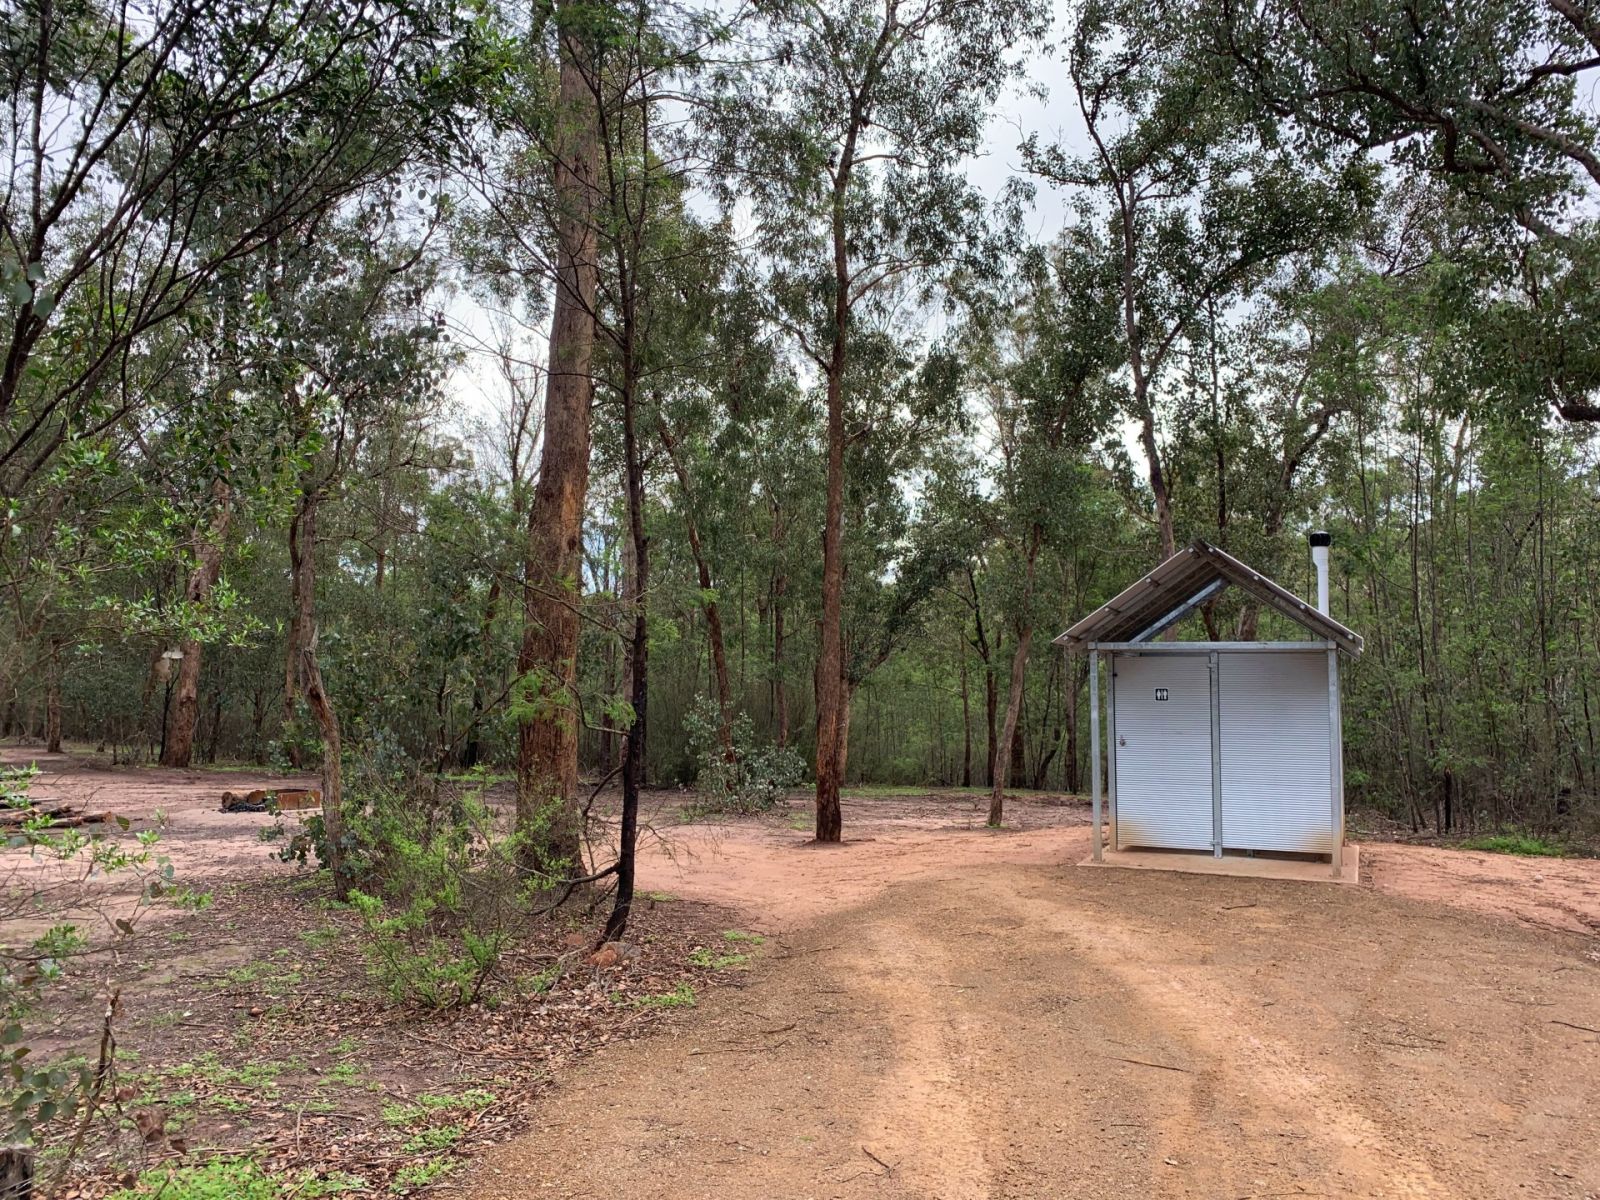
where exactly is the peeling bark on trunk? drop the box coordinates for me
[162,481,232,769]
[515,12,600,878]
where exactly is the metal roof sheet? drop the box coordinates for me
[1053,540,1364,656]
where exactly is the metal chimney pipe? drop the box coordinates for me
[1309,531,1331,616]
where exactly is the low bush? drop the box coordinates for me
[1457,832,1566,857]
[335,765,538,1009]
[683,697,806,815]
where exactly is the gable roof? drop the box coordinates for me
[1053,539,1364,656]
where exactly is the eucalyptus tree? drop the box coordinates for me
[1207,0,1600,422]
[0,0,472,501]
[244,214,451,896]
[966,238,1120,825]
[1028,0,1374,562]
[1210,0,1600,244]
[707,0,1046,841]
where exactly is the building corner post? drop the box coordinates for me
[1089,650,1102,863]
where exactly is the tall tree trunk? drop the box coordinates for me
[162,481,232,769]
[44,638,62,754]
[984,660,998,787]
[515,12,600,877]
[989,528,1042,826]
[288,492,349,899]
[773,575,789,748]
[813,86,876,845]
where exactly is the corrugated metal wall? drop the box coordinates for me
[1219,652,1335,853]
[1113,655,1215,851]
[1111,649,1337,856]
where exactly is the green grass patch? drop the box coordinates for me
[381,1090,494,1127]
[390,1159,456,1192]
[722,930,764,944]
[688,947,749,970]
[107,1161,369,1199]
[1457,833,1566,857]
[630,982,696,1009]
[401,1123,463,1153]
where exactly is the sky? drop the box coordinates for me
[443,10,1092,437]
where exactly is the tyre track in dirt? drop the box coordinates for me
[463,860,1600,1200]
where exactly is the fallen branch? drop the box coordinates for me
[1106,1055,1190,1073]
[1551,1019,1600,1035]
[862,1146,895,1176]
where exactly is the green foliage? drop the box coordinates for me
[1457,834,1566,858]
[105,1161,367,1200]
[339,773,533,1009]
[390,1159,457,1192]
[629,983,696,1010]
[380,1090,494,1127]
[688,948,748,970]
[683,696,806,815]
[2,767,173,1157]
[106,1160,282,1200]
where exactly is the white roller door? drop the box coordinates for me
[1112,654,1214,851]
[1218,651,1335,853]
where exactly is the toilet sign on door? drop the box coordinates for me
[1155,687,1169,701]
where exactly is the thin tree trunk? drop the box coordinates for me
[835,676,853,787]
[958,639,972,788]
[289,491,349,898]
[771,502,789,748]
[989,527,1042,826]
[44,638,62,754]
[162,481,232,768]
[604,378,648,943]
[515,11,600,877]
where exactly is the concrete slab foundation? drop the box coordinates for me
[1078,843,1360,885]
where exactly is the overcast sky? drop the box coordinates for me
[444,17,1091,438]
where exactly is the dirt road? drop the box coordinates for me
[469,819,1600,1199]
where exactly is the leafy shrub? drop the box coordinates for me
[683,697,806,815]
[2,765,173,1175]
[337,767,536,1009]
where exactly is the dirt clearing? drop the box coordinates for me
[466,864,1600,1200]
[464,798,1600,1200]
[7,753,1600,1198]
